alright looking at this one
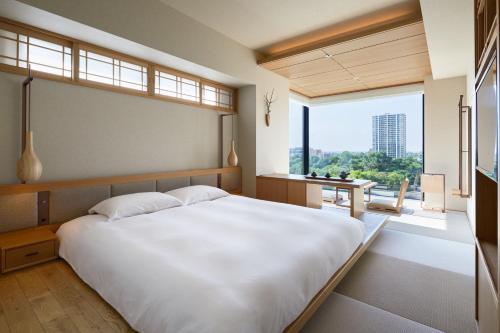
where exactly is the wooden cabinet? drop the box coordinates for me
[476,0,497,69]
[478,252,499,333]
[474,0,500,331]
[256,176,322,208]
[256,177,289,203]
[0,228,58,273]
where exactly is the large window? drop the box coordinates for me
[290,93,424,199]
[289,100,305,175]
[0,22,71,78]
[79,48,148,92]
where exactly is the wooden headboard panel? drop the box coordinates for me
[0,167,241,232]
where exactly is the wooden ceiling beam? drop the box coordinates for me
[257,12,423,65]
[257,5,429,99]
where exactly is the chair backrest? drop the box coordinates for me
[395,178,410,211]
[420,173,445,193]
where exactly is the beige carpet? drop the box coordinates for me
[369,229,474,276]
[302,292,443,333]
[335,252,475,333]
[385,211,474,244]
[305,208,475,333]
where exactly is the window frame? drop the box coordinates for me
[201,80,235,111]
[154,65,202,104]
[78,43,150,95]
[0,17,237,113]
[0,20,73,82]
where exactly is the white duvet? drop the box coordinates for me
[57,195,364,333]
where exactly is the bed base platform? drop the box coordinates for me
[284,212,387,333]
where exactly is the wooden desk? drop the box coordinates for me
[256,174,371,218]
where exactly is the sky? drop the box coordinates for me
[289,93,423,153]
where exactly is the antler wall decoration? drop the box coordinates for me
[264,89,277,127]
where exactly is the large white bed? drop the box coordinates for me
[57,194,364,333]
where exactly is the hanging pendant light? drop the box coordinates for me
[17,67,42,183]
[227,114,238,167]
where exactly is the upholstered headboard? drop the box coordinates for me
[0,167,241,233]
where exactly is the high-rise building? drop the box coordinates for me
[372,113,406,158]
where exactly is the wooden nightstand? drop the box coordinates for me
[0,228,58,274]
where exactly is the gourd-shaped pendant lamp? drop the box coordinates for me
[17,67,42,183]
[227,114,238,166]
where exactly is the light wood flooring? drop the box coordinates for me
[0,260,132,333]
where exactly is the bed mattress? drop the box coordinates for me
[57,195,364,333]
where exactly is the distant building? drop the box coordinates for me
[372,113,406,158]
[289,147,304,156]
[309,148,324,158]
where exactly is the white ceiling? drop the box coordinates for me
[161,0,418,53]
[420,0,474,79]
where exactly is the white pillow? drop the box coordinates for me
[89,192,182,221]
[166,185,229,205]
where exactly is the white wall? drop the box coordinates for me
[465,28,477,233]
[466,67,476,230]
[424,75,467,211]
[255,67,290,177]
[0,72,221,183]
[0,0,290,196]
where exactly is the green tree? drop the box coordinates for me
[290,150,422,192]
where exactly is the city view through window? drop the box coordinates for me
[289,93,423,199]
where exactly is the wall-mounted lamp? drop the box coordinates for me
[227,113,238,166]
[17,67,42,183]
[220,113,238,167]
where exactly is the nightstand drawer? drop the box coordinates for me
[4,240,56,272]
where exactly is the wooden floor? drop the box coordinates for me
[0,260,133,333]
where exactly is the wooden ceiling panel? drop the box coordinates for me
[362,68,430,86]
[332,34,428,68]
[290,82,314,96]
[321,22,425,56]
[364,76,425,90]
[260,50,325,71]
[347,52,430,78]
[292,69,354,87]
[307,78,367,92]
[274,57,343,79]
[309,82,368,97]
[258,20,431,97]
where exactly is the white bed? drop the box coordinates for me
[57,194,364,333]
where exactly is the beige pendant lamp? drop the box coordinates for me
[17,67,42,183]
[227,114,238,167]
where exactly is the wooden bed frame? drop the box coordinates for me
[284,212,386,332]
[0,166,241,195]
[0,166,386,332]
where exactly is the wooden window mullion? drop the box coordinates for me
[147,64,154,96]
[26,36,30,68]
[199,82,203,105]
[15,33,19,67]
[72,42,80,81]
